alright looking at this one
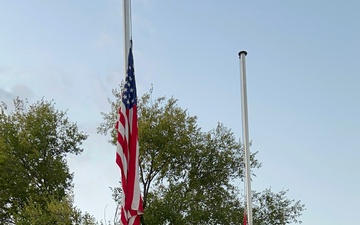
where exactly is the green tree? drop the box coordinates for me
[98,88,305,225]
[0,98,91,224]
[252,189,304,225]
[12,193,98,225]
[14,194,80,225]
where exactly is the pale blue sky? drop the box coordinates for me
[1,1,360,224]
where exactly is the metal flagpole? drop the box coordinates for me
[123,0,131,77]
[238,51,253,225]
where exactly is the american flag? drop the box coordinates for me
[115,41,143,225]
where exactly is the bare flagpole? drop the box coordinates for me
[238,51,253,225]
[123,0,131,77]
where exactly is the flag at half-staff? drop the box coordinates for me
[115,40,144,225]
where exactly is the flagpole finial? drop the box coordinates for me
[238,51,248,58]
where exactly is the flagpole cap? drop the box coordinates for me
[238,51,248,58]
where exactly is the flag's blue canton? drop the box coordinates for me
[122,47,137,109]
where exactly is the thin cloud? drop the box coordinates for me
[0,66,10,74]
[0,88,14,105]
[11,84,34,99]
[94,32,118,51]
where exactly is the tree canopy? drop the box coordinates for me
[0,98,94,224]
[98,88,305,225]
